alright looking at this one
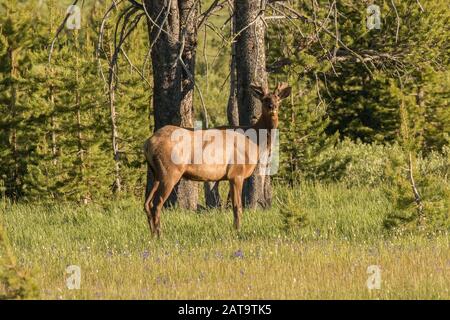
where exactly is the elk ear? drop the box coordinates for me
[250,84,266,100]
[275,83,292,100]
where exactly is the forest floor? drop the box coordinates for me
[1,183,450,299]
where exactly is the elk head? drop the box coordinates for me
[250,82,292,129]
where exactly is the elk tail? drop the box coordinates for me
[143,139,156,199]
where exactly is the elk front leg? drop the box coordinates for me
[230,176,243,230]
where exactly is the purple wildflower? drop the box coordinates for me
[234,249,244,259]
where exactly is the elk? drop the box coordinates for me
[143,83,292,237]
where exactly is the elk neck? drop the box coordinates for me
[251,111,278,149]
[252,110,279,131]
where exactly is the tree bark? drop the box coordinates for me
[8,48,20,200]
[227,6,239,127]
[146,0,182,129]
[175,0,199,210]
[234,0,271,209]
[145,0,198,210]
[49,86,57,166]
[107,40,122,194]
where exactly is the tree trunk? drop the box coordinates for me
[176,0,199,210]
[8,48,20,200]
[147,0,182,129]
[106,37,122,194]
[49,86,57,166]
[145,0,198,210]
[227,6,239,127]
[234,0,272,209]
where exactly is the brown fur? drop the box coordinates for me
[143,83,291,237]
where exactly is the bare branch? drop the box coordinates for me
[390,0,400,43]
[97,0,124,88]
[127,0,144,10]
[179,56,210,128]
[48,0,80,64]
[416,0,425,12]
[120,47,152,87]
[197,0,222,28]
[408,152,425,225]
[142,0,175,45]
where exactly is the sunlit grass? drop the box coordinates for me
[1,183,449,299]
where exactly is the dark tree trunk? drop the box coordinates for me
[234,0,272,209]
[145,0,198,210]
[227,7,239,127]
[176,0,199,210]
[146,0,182,128]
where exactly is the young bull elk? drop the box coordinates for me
[143,83,291,237]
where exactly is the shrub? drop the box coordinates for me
[0,223,38,299]
[294,139,449,235]
[311,139,449,187]
[312,139,399,186]
[276,186,309,232]
[383,149,450,235]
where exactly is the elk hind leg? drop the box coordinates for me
[151,174,181,237]
[144,180,160,233]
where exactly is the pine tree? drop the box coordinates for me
[22,0,66,200]
[266,4,336,184]
[0,1,39,200]
[96,5,151,198]
[384,90,450,235]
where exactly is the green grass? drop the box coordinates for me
[1,183,449,299]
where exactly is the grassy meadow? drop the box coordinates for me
[2,183,449,299]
